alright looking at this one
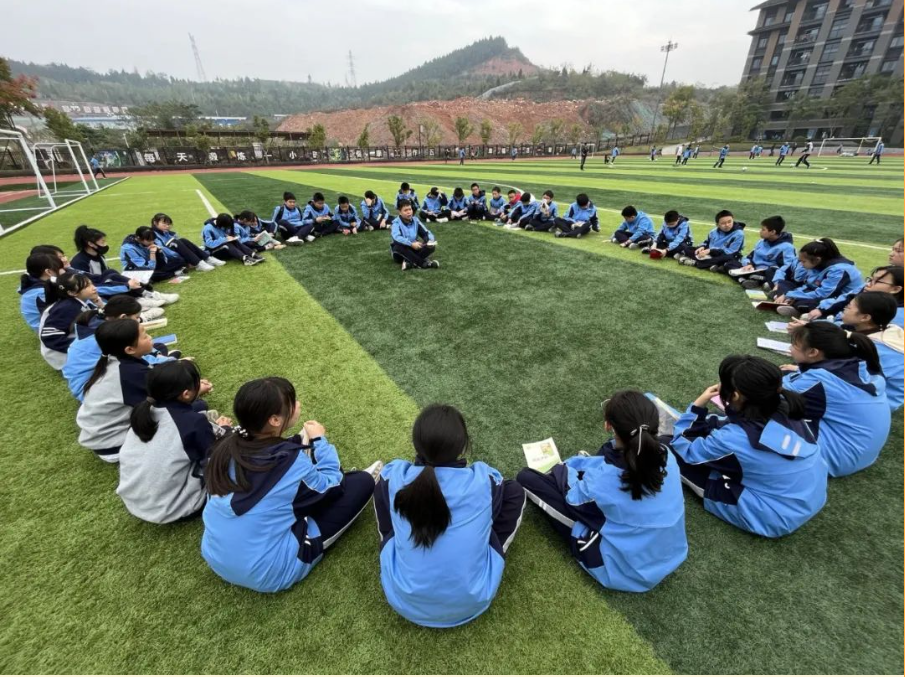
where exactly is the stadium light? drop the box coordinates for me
[649,40,679,142]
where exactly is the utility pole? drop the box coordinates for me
[189,34,208,82]
[649,40,678,142]
[346,50,357,88]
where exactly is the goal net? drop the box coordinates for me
[0,128,57,236]
[817,137,882,157]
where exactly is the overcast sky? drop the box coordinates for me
[5,0,754,88]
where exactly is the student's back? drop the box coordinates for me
[376,459,507,627]
[18,274,47,332]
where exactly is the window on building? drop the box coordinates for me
[757,36,769,50]
[820,42,840,62]
[789,49,812,66]
[856,13,886,34]
[770,110,791,121]
[777,30,788,44]
[811,63,833,85]
[751,56,764,71]
[879,59,898,72]
[889,34,904,48]
[784,8,796,22]
[763,10,777,26]
[796,27,819,43]
[828,17,848,39]
[808,85,825,98]
[839,61,869,79]
[803,2,828,22]
[781,70,805,87]
[866,0,892,9]
[848,39,876,58]
[777,90,798,102]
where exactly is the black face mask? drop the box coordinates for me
[93,244,110,256]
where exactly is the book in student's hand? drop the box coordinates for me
[752,300,784,311]
[745,289,769,301]
[644,392,681,437]
[122,270,153,285]
[522,438,561,473]
[729,266,768,278]
[765,320,790,333]
[141,317,168,331]
[756,337,792,356]
[152,333,177,346]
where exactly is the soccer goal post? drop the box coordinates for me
[32,139,98,198]
[0,128,57,235]
[817,136,882,157]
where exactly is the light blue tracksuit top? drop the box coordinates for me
[784,256,864,312]
[616,211,656,242]
[391,216,435,246]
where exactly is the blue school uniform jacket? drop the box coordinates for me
[488,195,506,214]
[742,232,796,270]
[563,201,599,226]
[616,210,655,242]
[448,195,468,212]
[557,444,687,592]
[466,190,487,210]
[374,459,510,627]
[778,144,789,156]
[335,205,359,227]
[302,202,334,227]
[894,307,904,329]
[422,194,447,213]
[360,197,389,222]
[612,147,620,157]
[509,200,538,225]
[864,328,904,411]
[782,358,890,477]
[533,200,559,222]
[18,275,47,332]
[233,222,256,245]
[656,216,691,252]
[701,222,745,257]
[773,259,817,286]
[39,297,96,370]
[201,436,344,593]
[201,219,235,250]
[672,404,827,537]
[784,256,864,312]
[271,204,303,226]
[719,146,729,158]
[67,257,131,298]
[120,234,181,270]
[391,216,434,247]
[396,191,420,211]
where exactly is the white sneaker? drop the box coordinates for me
[243,256,258,266]
[305,235,316,242]
[286,236,303,245]
[138,295,165,309]
[151,290,180,304]
[196,260,216,272]
[206,256,226,267]
[364,460,384,482]
[436,217,449,223]
[140,307,165,321]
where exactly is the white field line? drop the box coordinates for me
[195,189,218,218]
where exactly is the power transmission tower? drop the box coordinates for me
[189,33,208,82]
[649,40,679,141]
[346,50,357,88]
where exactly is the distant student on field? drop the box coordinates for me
[869,140,884,165]
[643,211,691,259]
[458,147,466,165]
[775,142,790,165]
[420,187,450,222]
[676,209,745,272]
[713,144,729,168]
[795,140,814,168]
[391,199,439,270]
[727,215,796,288]
[676,143,685,165]
[361,191,390,231]
[580,144,589,171]
[610,145,620,163]
[650,145,657,161]
[90,155,107,179]
[554,193,599,238]
[611,205,655,248]
[681,145,692,165]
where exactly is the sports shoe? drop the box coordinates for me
[206,256,226,267]
[305,235,316,242]
[762,282,774,293]
[285,236,303,245]
[364,460,385,482]
[680,257,697,267]
[138,295,165,309]
[140,307,165,321]
[628,242,642,250]
[709,264,726,273]
[429,260,440,269]
[243,256,258,266]
[554,232,564,238]
[196,260,216,272]
[252,253,266,262]
[401,261,408,271]
[776,305,801,318]
[591,224,600,232]
[610,237,619,243]
[148,290,179,305]
[436,217,449,223]
[641,246,652,254]
[577,450,591,457]
[741,278,762,290]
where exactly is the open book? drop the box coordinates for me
[729,266,768,278]
[121,270,153,285]
[141,317,168,331]
[644,393,681,437]
[764,320,790,334]
[752,300,784,311]
[756,337,792,356]
[522,438,561,473]
[745,289,769,301]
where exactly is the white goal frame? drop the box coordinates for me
[33,139,100,198]
[817,136,882,157]
[0,128,58,235]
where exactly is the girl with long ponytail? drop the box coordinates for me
[784,322,892,476]
[773,238,864,319]
[518,391,687,592]
[671,355,828,537]
[38,272,100,370]
[375,404,526,627]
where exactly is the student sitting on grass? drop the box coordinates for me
[390,199,439,270]
[201,377,379,593]
[466,183,489,221]
[672,356,827,538]
[525,190,559,232]
[271,192,314,244]
[420,187,450,223]
[333,196,359,235]
[202,214,263,266]
[837,291,903,411]
[502,191,537,229]
[63,295,176,402]
[496,188,522,224]
[70,228,151,300]
[781,322,890,477]
[488,186,506,221]
[396,182,420,212]
[360,191,391,230]
[727,215,796,288]
[642,210,691,259]
[447,188,469,221]
[676,210,745,272]
[517,390,687,591]
[375,404,525,626]
[611,206,655,248]
[234,211,286,251]
[39,272,99,371]
[800,265,903,326]
[118,360,231,524]
[151,213,223,272]
[770,238,863,318]
[553,193,598,239]
[19,251,65,332]
[303,192,339,237]
[121,226,187,281]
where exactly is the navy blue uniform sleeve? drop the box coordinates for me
[120,361,151,407]
[373,476,394,549]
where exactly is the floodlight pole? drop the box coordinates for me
[649,40,679,142]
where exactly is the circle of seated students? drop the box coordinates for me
[15,185,904,629]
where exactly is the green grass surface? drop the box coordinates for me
[1,157,902,674]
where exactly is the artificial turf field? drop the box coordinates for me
[0,155,902,674]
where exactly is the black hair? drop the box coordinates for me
[543,190,554,199]
[621,205,637,218]
[364,190,377,200]
[577,193,590,207]
[31,244,64,257]
[75,294,141,327]
[470,183,480,189]
[718,355,805,423]
[604,391,667,501]
[283,191,296,201]
[397,198,413,211]
[789,323,882,376]
[151,213,173,227]
[492,186,501,193]
[400,182,410,191]
[312,192,325,202]
[214,213,234,231]
[235,210,257,223]
[760,215,785,234]
[22,252,62,287]
[206,377,297,496]
[337,195,349,205]
[130,360,202,443]
[135,225,155,241]
[851,291,898,330]
[44,271,91,306]
[394,404,469,549]
[73,225,106,251]
[663,210,679,224]
[453,187,464,198]
[83,319,141,394]
[869,265,904,302]
[507,189,517,196]
[799,238,841,264]
[520,192,532,203]
[715,209,734,223]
